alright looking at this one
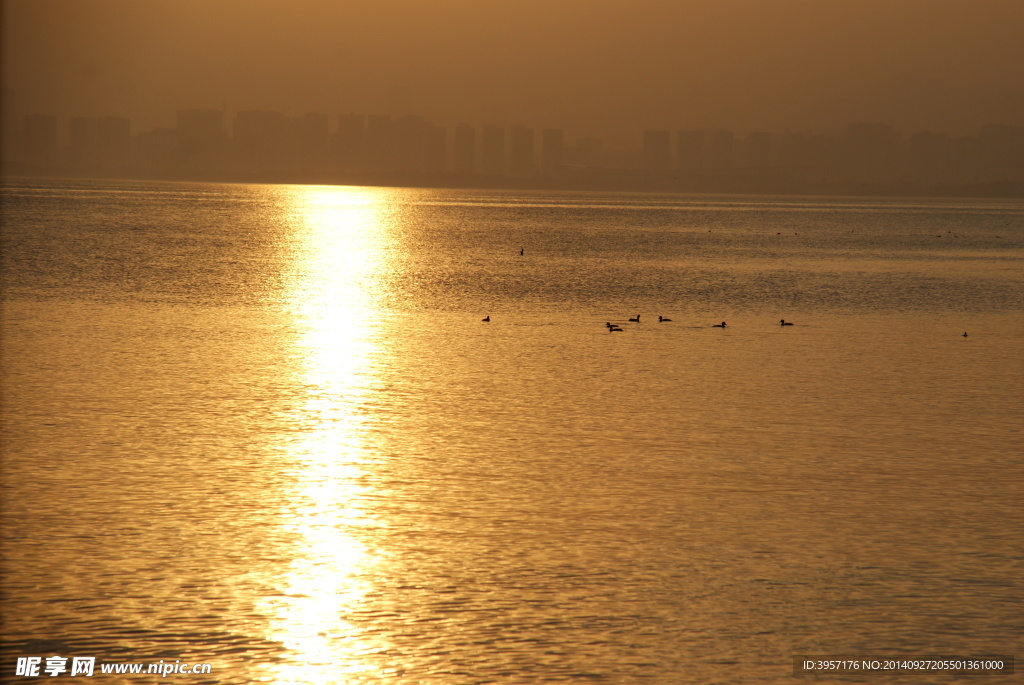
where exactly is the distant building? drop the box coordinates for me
[337,113,366,172]
[1,86,19,170]
[676,130,706,171]
[845,122,900,183]
[541,128,564,175]
[642,130,671,171]
[176,109,226,174]
[976,124,1024,182]
[177,109,223,141]
[366,114,395,172]
[452,124,476,174]
[777,131,841,183]
[135,127,176,174]
[294,112,329,175]
[233,110,287,174]
[708,129,734,170]
[481,125,505,175]
[423,124,446,173]
[741,131,772,169]
[950,135,980,183]
[23,114,58,172]
[97,116,130,170]
[510,124,535,175]
[909,130,952,185]
[395,115,425,173]
[69,116,98,169]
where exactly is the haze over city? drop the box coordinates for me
[5,0,1024,144]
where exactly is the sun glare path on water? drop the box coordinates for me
[261,186,394,683]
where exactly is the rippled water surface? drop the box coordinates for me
[2,179,1022,683]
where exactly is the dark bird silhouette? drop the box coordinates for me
[628,314,640,322]
[658,316,672,322]
[482,315,490,322]
[712,321,726,328]
[962,332,968,337]
[609,326,624,332]
[780,319,794,326]
[519,247,524,256]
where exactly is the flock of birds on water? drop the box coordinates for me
[480,249,971,337]
[480,314,798,330]
[480,314,970,337]
[595,316,795,332]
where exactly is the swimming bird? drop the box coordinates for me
[482,315,490,322]
[628,314,641,322]
[712,321,726,328]
[962,332,968,337]
[658,316,672,322]
[519,247,524,256]
[780,319,794,326]
[609,326,624,332]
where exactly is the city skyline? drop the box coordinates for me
[6,102,1022,195]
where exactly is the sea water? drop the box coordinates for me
[2,179,1022,683]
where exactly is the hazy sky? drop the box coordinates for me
[4,0,1023,143]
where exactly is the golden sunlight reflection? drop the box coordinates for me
[262,186,393,683]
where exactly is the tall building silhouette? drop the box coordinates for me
[452,124,476,174]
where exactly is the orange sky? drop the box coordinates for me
[3,0,1023,142]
